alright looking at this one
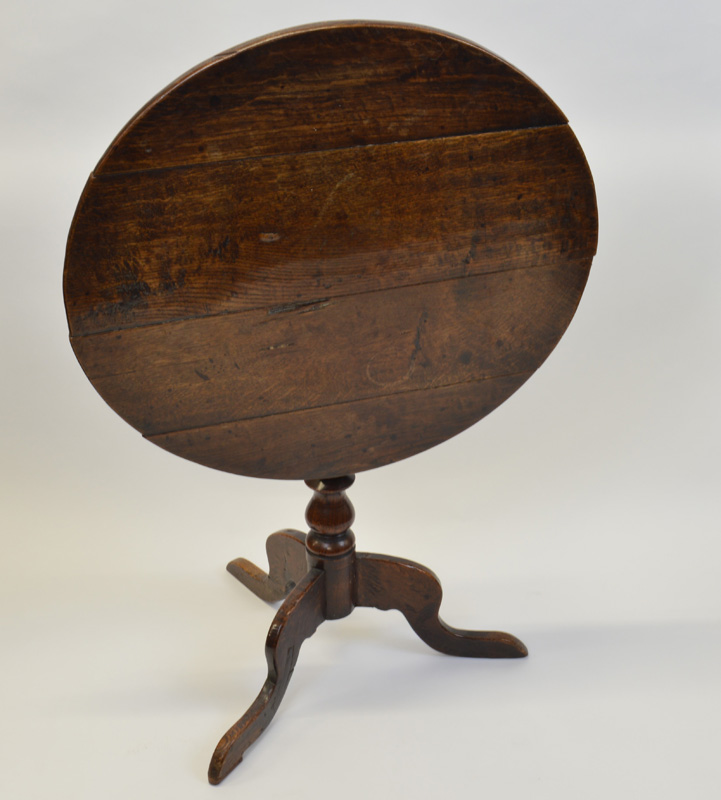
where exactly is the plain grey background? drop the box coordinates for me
[2,1,719,797]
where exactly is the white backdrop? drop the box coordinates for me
[2,1,719,798]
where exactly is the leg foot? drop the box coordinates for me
[208,568,326,784]
[227,529,307,602]
[355,553,527,658]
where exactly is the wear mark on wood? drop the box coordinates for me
[266,298,331,316]
[365,310,428,387]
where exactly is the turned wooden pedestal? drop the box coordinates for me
[63,21,597,784]
[210,475,527,783]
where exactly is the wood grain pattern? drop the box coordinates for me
[226,529,307,602]
[62,22,599,783]
[63,21,598,480]
[66,125,594,336]
[71,264,588,437]
[146,372,530,479]
[95,22,565,175]
[208,567,326,784]
[213,477,527,781]
[355,553,528,657]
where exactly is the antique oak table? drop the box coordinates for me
[63,21,598,783]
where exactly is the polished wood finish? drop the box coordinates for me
[147,371,529,478]
[64,21,597,481]
[210,476,527,783]
[63,21,598,785]
[93,22,567,176]
[66,126,592,336]
[355,554,527,658]
[209,567,326,784]
[305,476,357,619]
[69,261,588,478]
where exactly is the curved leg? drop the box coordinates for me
[355,553,527,658]
[208,568,326,784]
[227,529,308,602]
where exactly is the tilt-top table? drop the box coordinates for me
[63,21,598,783]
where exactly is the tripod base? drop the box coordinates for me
[209,478,527,784]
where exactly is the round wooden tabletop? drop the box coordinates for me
[64,21,598,480]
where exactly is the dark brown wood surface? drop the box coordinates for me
[211,475,527,783]
[64,21,598,480]
[93,22,567,175]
